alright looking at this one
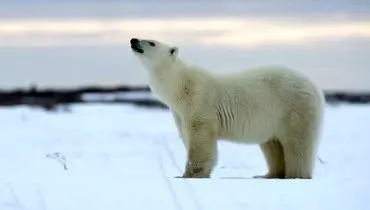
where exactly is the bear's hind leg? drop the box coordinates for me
[281,138,316,179]
[254,138,285,179]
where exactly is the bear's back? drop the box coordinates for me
[204,66,324,143]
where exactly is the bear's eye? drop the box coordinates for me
[148,41,156,47]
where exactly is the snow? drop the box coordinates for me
[0,103,369,210]
[81,92,156,102]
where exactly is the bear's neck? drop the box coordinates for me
[147,59,188,106]
[149,59,187,83]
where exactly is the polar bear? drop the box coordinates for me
[129,37,325,179]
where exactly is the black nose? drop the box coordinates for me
[130,38,139,45]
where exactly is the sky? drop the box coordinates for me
[0,0,369,91]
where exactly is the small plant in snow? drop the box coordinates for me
[46,152,68,170]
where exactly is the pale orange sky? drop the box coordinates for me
[0,18,370,48]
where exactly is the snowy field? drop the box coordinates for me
[0,103,369,210]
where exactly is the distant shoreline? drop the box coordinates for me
[0,85,369,111]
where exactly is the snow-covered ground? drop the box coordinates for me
[0,103,369,210]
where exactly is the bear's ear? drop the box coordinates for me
[169,47,179,57]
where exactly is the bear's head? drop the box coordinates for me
[130,38,179,71]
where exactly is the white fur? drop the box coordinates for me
[130,38,325,179]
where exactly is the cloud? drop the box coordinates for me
[0,17,369,47]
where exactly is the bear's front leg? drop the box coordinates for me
[180,119,218,178]
[171,111,188,150]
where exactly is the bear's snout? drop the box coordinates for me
[130,38,144,54]
[130,38,139,45]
